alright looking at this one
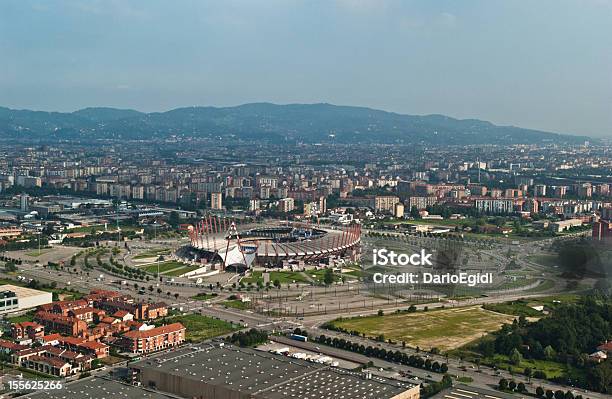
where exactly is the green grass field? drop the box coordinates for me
[484,295,579,317]
[142,260,202,276]
[330,306,515,351]
[158,314,239,342]
[223,299,251,310]
[486,354,584,379]
[142,261,186,274]
[483,301,543,317]
[163,264,202,277]
[242,270,311,285]
[133,248,171,259]
[5,312,35,323]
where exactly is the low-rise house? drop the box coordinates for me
[113,310,134,322]
[37,333,62,346]
[24,355,72,377]
[59,336,109,359]
[11,321,45,340]
[77,340,109,359]
[589,351,608,363]
[597,341,612,355]
[0,338,27,354]
[68,306,94,323]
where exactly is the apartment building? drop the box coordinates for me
[474,198,515,214]
[278,197,295,213]
[34,312,88,337]
[119,323,186,354]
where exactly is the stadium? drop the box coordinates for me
[180,216,361,272]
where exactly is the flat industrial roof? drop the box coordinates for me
[24,377,178,399]
[431,384,519,399]
[0,284,51,299]
[132,344,415,399]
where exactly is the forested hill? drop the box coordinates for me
[0,103,590,145]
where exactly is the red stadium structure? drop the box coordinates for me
[186,217,361,270]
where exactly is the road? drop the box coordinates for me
[1,233,602,399]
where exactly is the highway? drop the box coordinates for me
[1,231,603,399]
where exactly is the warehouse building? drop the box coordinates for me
[0,285,52,315]
[431,384,516,399]
[25,377,179,399]
[131,344,419,399]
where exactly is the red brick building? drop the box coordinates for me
[11,322,44,340]
[68,306,94,323]
[119,323,185,354]
[34,311,88,337]
[39,299,89,316]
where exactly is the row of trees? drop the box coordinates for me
[314,334,448,373]
[499,378,586,399]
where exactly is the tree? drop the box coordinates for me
[545,390,554,399]
[510,348,523,366]
[508,380,517,391]
[169,211,180,227]
[524,367,532,382]
[517,382,526,393]
[499,378,508,390]
[440,363,448,373]
[536,387,545,397]
[377,309,384,316]
[323,268,334,286]
[410,206,420,219]
[554,391,565,399]
[273,279,281,289]
[4,262,17,272]
[543,345,556,361]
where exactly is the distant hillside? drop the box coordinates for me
[0,103,590,145]
[72,107,144,122]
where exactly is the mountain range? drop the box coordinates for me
[0,103,590,145]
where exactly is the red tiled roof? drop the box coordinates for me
[113,310,130,318]
[598,342,612,351]
[122,323,185,339]
[35,311,79,325]
[69,307,94,315]
[14,321,43,329]
[79,341,108,350]
[40,333,62,343]
[28,355,69,368]
[0,338,27,351]
[59,336,86,346]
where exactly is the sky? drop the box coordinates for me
[0,0,611,137]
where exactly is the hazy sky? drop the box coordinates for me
[1,0,611,137]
